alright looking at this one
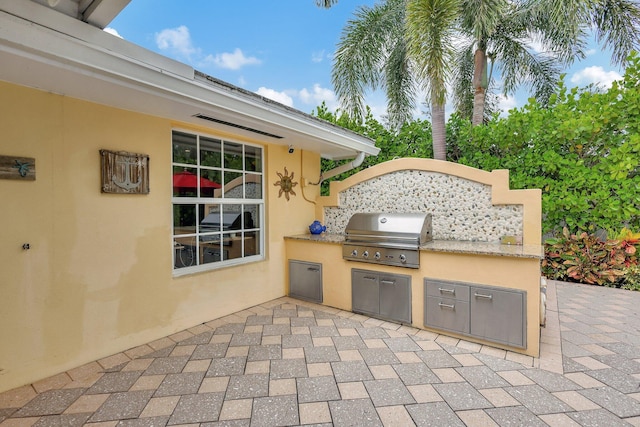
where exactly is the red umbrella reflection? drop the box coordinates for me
[173,170,221,189]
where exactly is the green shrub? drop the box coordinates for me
[622,264,640,291]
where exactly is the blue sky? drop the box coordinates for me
[107,0,625,121]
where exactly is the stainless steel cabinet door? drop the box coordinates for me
[379,274,412,324]
[425,296,470,334]
[289,260,323,303]
[352,269,380,316]
[470,286,526,348]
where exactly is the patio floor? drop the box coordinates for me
[1,280,640,426]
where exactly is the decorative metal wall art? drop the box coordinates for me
[100,149,150,194]
[274,167,298,201]
[0,155,35,180]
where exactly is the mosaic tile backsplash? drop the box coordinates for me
[323,170,523,242]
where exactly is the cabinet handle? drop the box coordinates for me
[380,279,396,285]
[363,276,377,281]
[474,292,493,300]
[438,287,455,294]
[438,302,455,309]
[307,267,320,272]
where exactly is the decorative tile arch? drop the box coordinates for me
[316,159,541,245]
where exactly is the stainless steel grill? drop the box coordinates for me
[342,212,432,268]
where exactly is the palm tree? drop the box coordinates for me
[455,0,640,125]
[327,0,640,148]
[332,0,457,160]
[406,0,461,159]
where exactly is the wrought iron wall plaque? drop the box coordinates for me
[100,149,150,194]
[0,155,35,181]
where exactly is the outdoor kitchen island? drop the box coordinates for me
[285,158,544,357]
[285,234,543,357]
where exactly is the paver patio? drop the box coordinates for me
[1,280,640,426]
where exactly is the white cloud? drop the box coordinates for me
[103,27,123,39]
[155,25,199,60]
[311,50,325,63]
[496,94,518,116]
[299,84,336,106]
[255,87,294,107]
[570,66,622,89]
[203,48,261,70]
[585,48,597,56]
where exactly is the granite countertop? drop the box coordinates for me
[284,233,544,259]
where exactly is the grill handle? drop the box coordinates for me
[474,292,493,300]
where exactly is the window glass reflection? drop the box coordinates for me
[172,131,197,164]
[200,137,222,167]
[244,174,262,199]
[243,205,259,230]
[174,236,197,269]
[223,171,243,198]
[245,231,259,256]
[224,142,243,170]
[201,240,223,265]
[221,204,242,232]
[245,146,262,172]
[173,204,196,234]
[173,167,198,197]
[200,169,222,198]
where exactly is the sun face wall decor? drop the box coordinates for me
[274,167,298,201]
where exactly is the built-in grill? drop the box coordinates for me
[342,212,432,268]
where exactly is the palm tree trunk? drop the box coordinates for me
[472,48,487,126]
[472,86,486,125]
[431,100,446,161]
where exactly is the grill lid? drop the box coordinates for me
[344,212,432,246]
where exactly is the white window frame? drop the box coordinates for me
[171,128,265,276]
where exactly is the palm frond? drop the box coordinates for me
[384,40,418,129]
[332,0,410,126]
[590,0,640,66]
[459,0,509,43]
[451,44,475,120]
[491,32,561,106]
[315,0,339,8]
[406,0,461,105]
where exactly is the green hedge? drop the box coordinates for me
[315,52,640,238]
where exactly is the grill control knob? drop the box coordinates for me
[374,251,381,260]
[399,254,407,263]
[351,249,358,257]
[362,250,369,258]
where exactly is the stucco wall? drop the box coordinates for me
[0,81,320,392]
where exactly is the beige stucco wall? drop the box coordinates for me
[0,81,320,392]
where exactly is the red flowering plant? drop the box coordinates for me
[543,227,639,287]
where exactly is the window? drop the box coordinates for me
[172,130,264,273]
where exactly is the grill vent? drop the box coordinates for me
[193,114,283,139]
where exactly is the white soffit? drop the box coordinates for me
[29,0,132,29]
[0,0,379,160]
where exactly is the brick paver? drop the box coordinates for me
[1,280,640,426]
